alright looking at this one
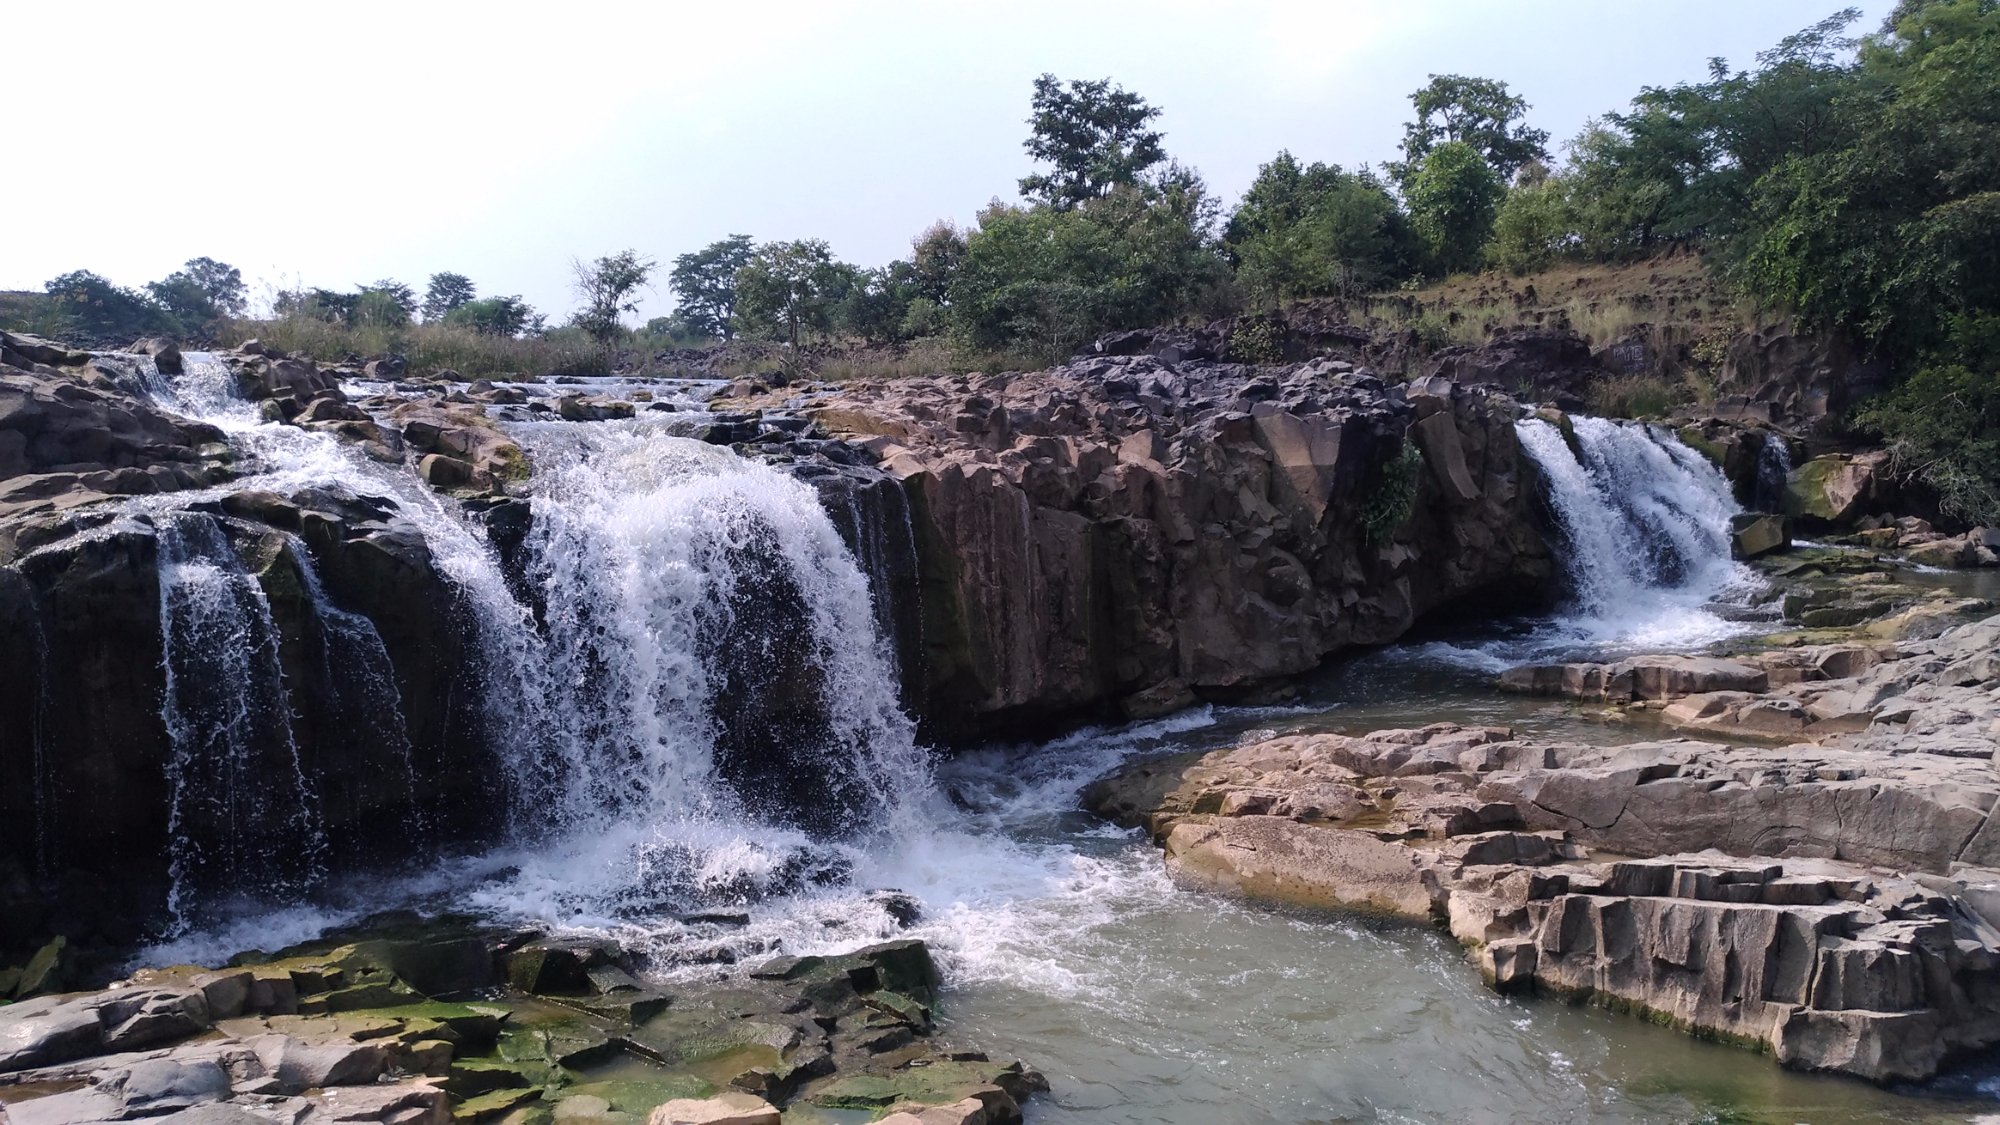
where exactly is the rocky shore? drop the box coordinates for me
[0,923,1041,1124]
[1086,610,2000,1082]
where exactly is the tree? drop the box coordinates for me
[145,257,246,329]
[422,273,477,322]
[1018,74,1167,209]
[1225,152,1413,304]
[444,295,537,337]
[1487,163,1580,273]
[733,240,849,348]
[353,280,416,328]
[1404,142,1505,275]
[1394,74,1550,183]
[571,250,656,344]
[667,235,755,341]
[44,270,177,340]
[950,173,1230,360]
[909,222,967,304]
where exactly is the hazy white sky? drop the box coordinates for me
[10,0,1892,322]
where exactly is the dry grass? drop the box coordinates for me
[214,317,606,378]
[1352,254,1749,355]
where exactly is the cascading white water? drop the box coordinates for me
[1511,415,1759,655]
[155,512,328,930]
[136,353,938,937]
[461,419,935,923]
[1408,415,1761,672]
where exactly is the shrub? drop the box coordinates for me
[1361,442,1425,544]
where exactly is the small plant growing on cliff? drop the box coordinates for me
[1229,318,1283,364]
[1361,442,1425,544]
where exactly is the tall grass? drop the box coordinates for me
[214,316,607,378]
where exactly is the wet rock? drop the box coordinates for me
[647,1091,780,1124]
[128,337,183,376]
[1730,512,1788,559]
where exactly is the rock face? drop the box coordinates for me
[0,344,504,950]
[1088,615,2000,1082]
[794,357,1556,738]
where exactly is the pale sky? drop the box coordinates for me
[10,0,1893,323]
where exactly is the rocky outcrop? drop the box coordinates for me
[790,358,1556,739]
[1089,613,2000,1082]
[0,343,231,520]
[0,926,1041,1124]
[1089,723,2000,1079]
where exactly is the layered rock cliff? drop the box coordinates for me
[784,357,1557,739]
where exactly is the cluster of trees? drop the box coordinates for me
[40,258,246,340]
[270,273,547,338]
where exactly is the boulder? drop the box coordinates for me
[1785,453,1889,527]
[128,337,183,376]
[648,1092,781,1125]
[1730,512,1788,559]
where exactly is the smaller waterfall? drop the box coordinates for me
[156,513,328,931]
[1754,433,1793,513]
[1498,415,1759,659]
[287,536,427,851]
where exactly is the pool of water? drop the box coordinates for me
[907,653,2000,1124]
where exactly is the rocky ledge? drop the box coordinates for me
[751,357,1557,738]
[0,925,1042,1124]
[1086,614,2000,1082]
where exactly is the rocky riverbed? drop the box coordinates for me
[1086,609,2000,1083]
[0,922,1042,1124]
[7,321,2000,1118]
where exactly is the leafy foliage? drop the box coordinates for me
[443,295,539,337]
[1855,315,2000,524]
[668,234,756,341]
[734,239,852,348]
[1394,74,1550,184]
[1019,74,1167,210]
[1404,142,1504,275]
[570,250,655,344]
[951,172,1228,361]
[422,272,476,322]
[1224,153,1414,305]
[44,270,179,340]
[146,257,246,329]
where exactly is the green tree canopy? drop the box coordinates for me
[571,250,656,344]
[668,234,756,341]
[1404,141,1505,275]
[1395,74,1550,183]
[444,295,537,337]
[145,257,246,329]
[1019,74,1168,210]
[734,239,851,348]
[422,272,477,322]
[952,170,1227,360]
[1224,152,1413,304]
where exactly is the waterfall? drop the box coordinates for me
[131,352,935,940]
[287,536,428,851]
[1502,415,1758,657]
[156,512,329,930]
[1755,432,1793,513]
[470,419,935,919]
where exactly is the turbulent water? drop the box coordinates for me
[123,365,1992,1121]
[1411,416,1764,672]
